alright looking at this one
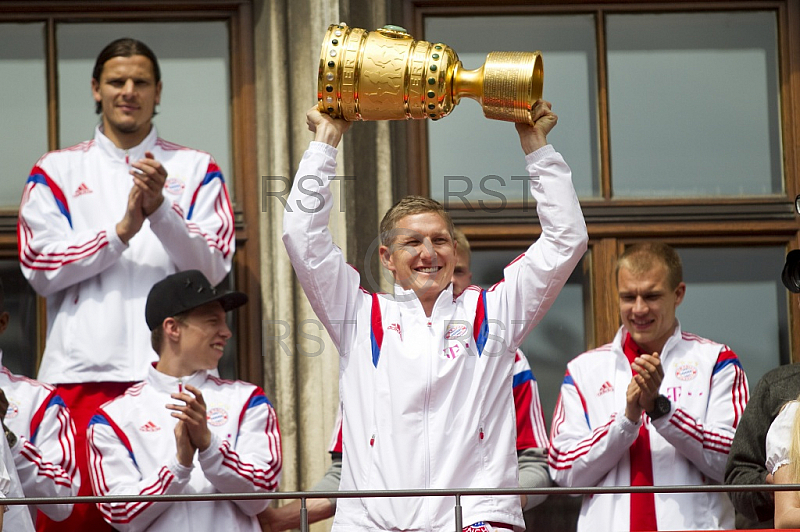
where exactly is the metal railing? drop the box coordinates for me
[3,483,796,532]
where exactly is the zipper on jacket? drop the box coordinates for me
[422,310,436,531]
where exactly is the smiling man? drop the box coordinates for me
[17,38,234,531]
[87,270,281,532]
[283,101,587,532]
[260,228,552,532]
[549,242,749,531]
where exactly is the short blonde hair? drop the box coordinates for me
[453,228,471,265]
[379,195,455,247]
[617,242,683,290]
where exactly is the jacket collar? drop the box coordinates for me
[146,363,209,394]
[392,283,455,317]
[617,320,683,358]
[94,124,158,163]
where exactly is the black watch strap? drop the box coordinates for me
[646,394,671,421]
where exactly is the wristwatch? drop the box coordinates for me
[3,423,16,448]
[646,394,671,421]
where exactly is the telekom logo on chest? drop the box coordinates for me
[665,386,682,402]
[442,344,464,359]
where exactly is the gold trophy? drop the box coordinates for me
[318,23,543,125]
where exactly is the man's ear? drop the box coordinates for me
[674,282,687,307]
[163,317,181,342]
[91,78,101,105]
[379,245,395,273]
[0,312,9,336]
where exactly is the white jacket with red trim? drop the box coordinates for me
[18,125,235,384]
[0,421,33,532]
[548,325,748,531]
[283,141,587,532]
[324,350,552,512]
[0,351,78,522]
[328,349,549,454]
[511,350,550,452]
[86,365,282,532]
[327,350,549,453]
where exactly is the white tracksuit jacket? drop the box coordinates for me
[283,141,587,532]
[0,432,31,532]
[328,350,550,454]
[326,350,553,512]
[86,366,282,532]
[18,125,234,384]
[0,351,79,522]
[549,326,748,531]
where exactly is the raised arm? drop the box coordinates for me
[493,101,588,349]
[282,109,365,348]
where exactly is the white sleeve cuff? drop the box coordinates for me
[308,141,339,159]
[146,197,174,227]
[524,144,556,165]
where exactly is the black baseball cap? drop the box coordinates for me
[782,250,800,294]
[145,270,248,330]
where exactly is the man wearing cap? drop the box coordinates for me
[85,270,281,532]
[724,249,800,527]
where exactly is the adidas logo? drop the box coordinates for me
[139,421,161,432]
[73,183,93,197]
[597,381,614,396]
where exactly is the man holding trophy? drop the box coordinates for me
[283,25,588,532]
[282,24,586,532]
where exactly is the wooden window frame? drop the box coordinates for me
[0,0,262,385]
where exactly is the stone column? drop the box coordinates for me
[254,1,396,529]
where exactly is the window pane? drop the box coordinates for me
[0,23,47,209]
[607,11,781,197]
[426,15,599,205]
[676,246,787,386]
[56,22,233,194]
[0,261,39,378]
[470,249,587,428]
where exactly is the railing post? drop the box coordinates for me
[301,497,308,532]
[454,493,462,532]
